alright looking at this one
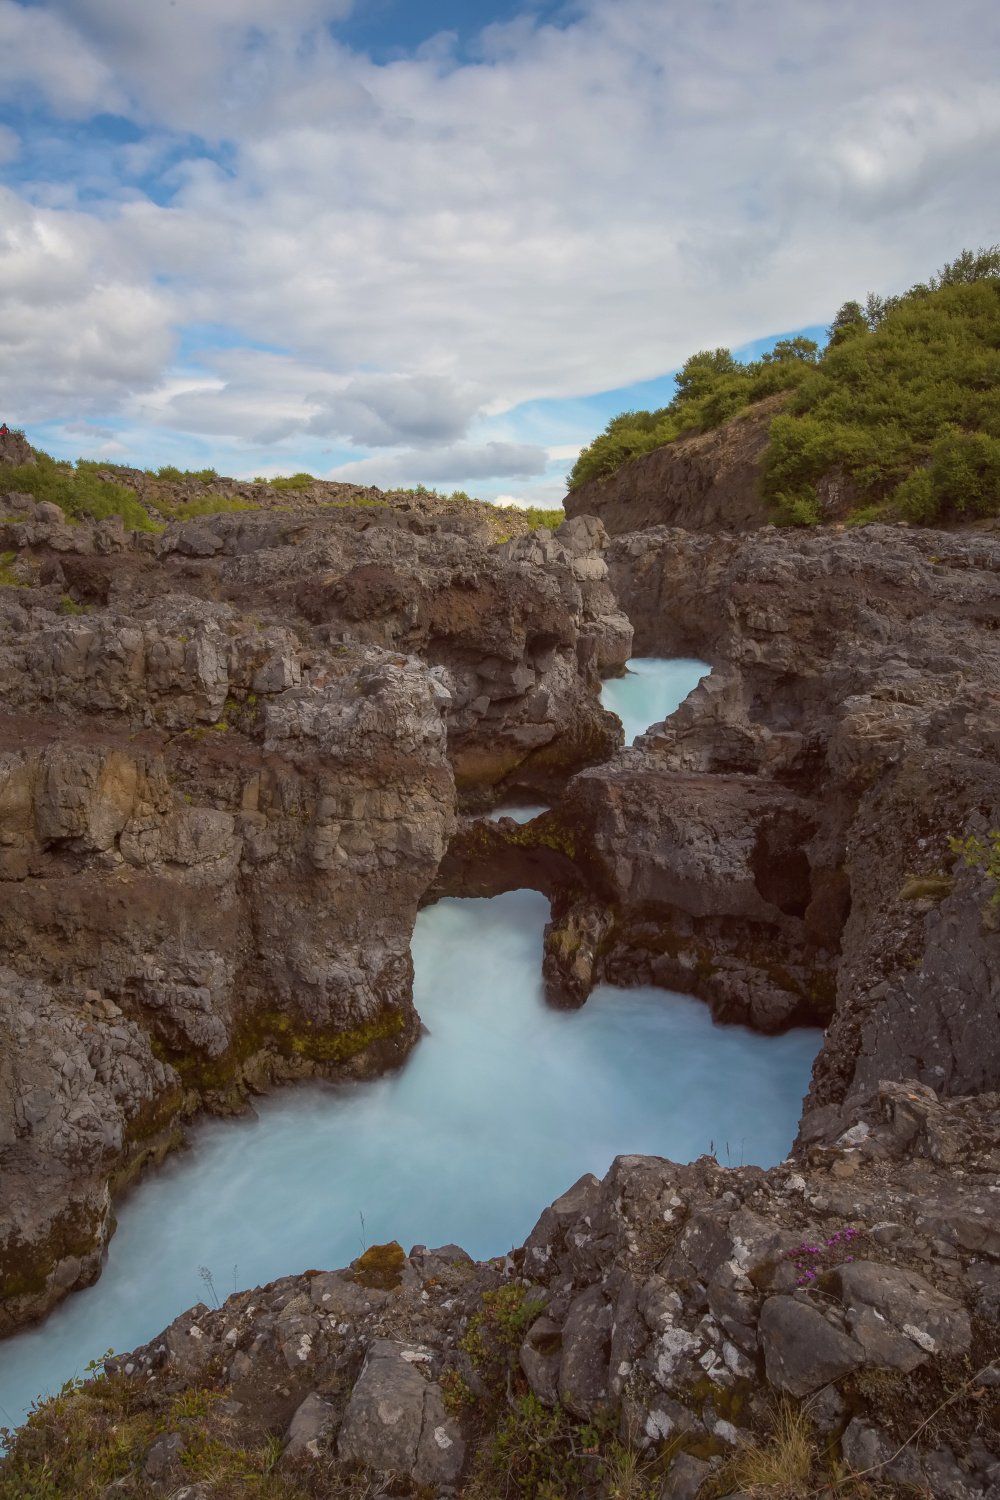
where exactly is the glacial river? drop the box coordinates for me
[0,659,820,1426]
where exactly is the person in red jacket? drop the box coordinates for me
[0,424,9,437]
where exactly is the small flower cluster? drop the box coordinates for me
[786,1227,858,1285]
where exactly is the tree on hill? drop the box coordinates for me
[568,246,1000,528]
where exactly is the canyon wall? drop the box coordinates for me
[0,500,628,1333]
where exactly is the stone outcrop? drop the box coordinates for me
[0,499,626,1332]
[564,395,787,537]
[434,522,1000,1106]
[67,1080,1000,1497]
[0,429,36,468]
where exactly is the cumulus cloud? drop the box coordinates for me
[0,0,996,476]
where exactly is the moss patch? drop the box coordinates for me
[354,1241,406,1290]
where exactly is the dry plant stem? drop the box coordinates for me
[816,1374,978,1494]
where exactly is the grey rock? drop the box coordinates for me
[610,1273,648,1396]
[759,1296,863,1397]
[805,1383,847,1434]
[337,1340,463,1482]
[833,1261,971,1359]
[283,1391,335,1461]
[145,1431,185,1477]
[412,1382,465,1487]
[922,1448,985,1500]
[840,1417,924,1485]
[520,1316,562,1406]
[557,1283,612,1418]
[338,1339,429,1470]
[659,1451,712,1500]
[35,502,66,526]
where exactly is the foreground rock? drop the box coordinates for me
[0,501,626,1333]
[7,1079,999,1497]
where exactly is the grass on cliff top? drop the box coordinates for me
[0,454,157,531]
[1,456,563,535]
[569,245,1000,529]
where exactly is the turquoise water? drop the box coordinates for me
[0,890,820,1426]
[487,805,549,823]
[0,659,818,1427]
[600,656,710,745]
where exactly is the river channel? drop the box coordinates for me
[0,659,821,1426]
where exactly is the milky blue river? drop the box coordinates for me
[0,658,819,1427]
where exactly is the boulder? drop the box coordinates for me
[520,1316,563,1406]
[659,1451,713,1500]
[840,1417,925,1487]
[758,1296,862,1396]
[557,1283,612,1418]
[283,1391,335,1461]
[337,1340,463,1483]
[144,1431,185,1477]
[831,1261,971,1359]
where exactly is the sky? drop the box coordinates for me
[0,1,997,505]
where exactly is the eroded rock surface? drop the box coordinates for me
[0,502,625,1331]
[564,396,786,537]
[93,1082,1000,1496]
[436,523,1000,1100]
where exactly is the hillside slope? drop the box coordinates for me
[565,392,784,534]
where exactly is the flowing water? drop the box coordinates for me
[600,656,710,746]
[0,660,819,1426]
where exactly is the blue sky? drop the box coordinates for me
[0,0,996,504]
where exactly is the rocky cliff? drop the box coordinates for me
[7,485,1000,1496]
[0,497,628,1334]
[434,521,1000,1114]
[564,396,786,537]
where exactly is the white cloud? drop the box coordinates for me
[324,441,548,487]
[0,0,120,116]
[0,0,997,477]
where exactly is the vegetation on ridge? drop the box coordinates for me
[568,337,821,491]
[569,246,1000,528]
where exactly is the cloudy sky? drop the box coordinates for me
[0,0,996,503]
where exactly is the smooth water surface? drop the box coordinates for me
[0,891,820,1426]
[600,656,710,746]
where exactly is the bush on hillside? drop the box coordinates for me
[0,453,157,531]
[764,261,1000,523]
[567,337,819,491]
[568,246,1000,527]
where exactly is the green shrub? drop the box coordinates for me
[760,256,1000,523]
[950,830,1000,902]
[470,1394,620,1500]
[157,496,258,520]
[568,338,819,491]
[0,454,157,531]
[154,464,219,484]
[569,246,1000,525]
[523,506,565,531]
[268,472,314,492]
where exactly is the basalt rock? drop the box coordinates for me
[76,1082,1000,1495]
[436,522,1000,1087]
[564,395,787,537]
[0,502,627,1333]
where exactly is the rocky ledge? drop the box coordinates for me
[7,1079,1000,1498]
[436,522,1000,1119]
[0,500,628,1334]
